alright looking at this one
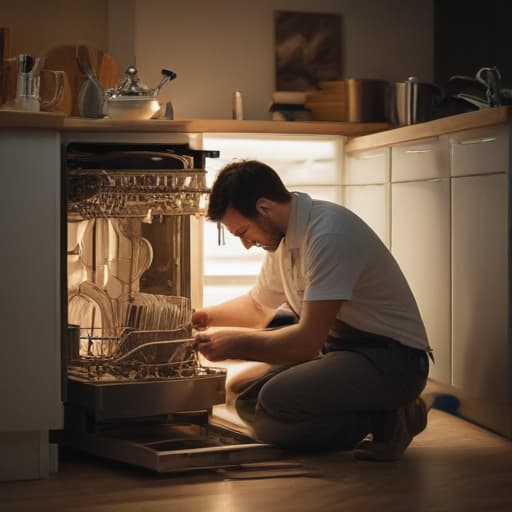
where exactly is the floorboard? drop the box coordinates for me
[1,409,511,512]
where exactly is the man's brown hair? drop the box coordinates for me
[207,160,292,221]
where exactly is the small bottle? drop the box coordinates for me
[164,100,174,119]
[232,90,243,120]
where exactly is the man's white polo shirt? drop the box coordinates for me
[249,192,430,351]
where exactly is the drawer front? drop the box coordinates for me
[443,125,510,176]
[344,147,389,185]
[391,137,448,182]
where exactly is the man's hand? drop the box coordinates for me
[191,309,210,331]
[194,331,235,361]
[194,328,253,361]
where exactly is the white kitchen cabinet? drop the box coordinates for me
[444,123,511,437]
[391,179,451,385]
[349,124,512,437]
[390,137,451,385]
[451,173,509,405]
[343,147,390,247]
[0,130,62,480]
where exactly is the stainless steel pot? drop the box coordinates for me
[345,78,388,122]
[387,77,442,126]
[104,66,176,120]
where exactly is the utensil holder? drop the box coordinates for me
[14,72,40,111]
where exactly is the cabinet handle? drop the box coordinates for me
[404,148,433,154]
[457,137,497,145]
[356,152,385,160]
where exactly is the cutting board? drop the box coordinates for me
[40,44,120,116]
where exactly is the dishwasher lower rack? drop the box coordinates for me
[66,331,227,421]
[66,370,227,421]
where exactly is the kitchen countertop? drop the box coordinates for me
[1,107,511,146]
[345,106,512,152]
[0,110,390,136]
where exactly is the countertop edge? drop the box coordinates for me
[60,118,391,136]
[0,110,65,129]
[345,107,512,152]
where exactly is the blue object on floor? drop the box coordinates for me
[432,394,461,414]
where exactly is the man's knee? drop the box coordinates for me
[257,377,300,422]
[252,383,313,446]
[226,362,272,395]
[250,403,301,446]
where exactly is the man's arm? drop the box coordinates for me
[192,293,277,330]
[197,299,343,363]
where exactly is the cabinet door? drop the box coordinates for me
[343,184,389,247]
[0,131,62,432]
[391,179,451,384]
[452,173,509,404]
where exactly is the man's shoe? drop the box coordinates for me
[353,397,428,462]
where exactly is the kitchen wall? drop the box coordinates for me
[128,0,433,119]
[0,0,108,57]
[1,0,433,119]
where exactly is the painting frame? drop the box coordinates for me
[274,10,342,91]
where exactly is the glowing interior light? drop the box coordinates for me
[201,133,344,306]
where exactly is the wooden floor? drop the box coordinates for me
[1,408,512,512]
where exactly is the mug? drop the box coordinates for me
[39,69,72,114]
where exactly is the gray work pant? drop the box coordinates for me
[235,325,429,450]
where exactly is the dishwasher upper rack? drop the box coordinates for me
[67,167,210,220]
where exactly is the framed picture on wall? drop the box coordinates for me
[274,11,342,91]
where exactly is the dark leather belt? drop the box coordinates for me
[329,320,399,347]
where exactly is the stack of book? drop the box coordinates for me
[269,91,312,121]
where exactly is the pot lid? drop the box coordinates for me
[116,66,151,96]
[106,66,177,99]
